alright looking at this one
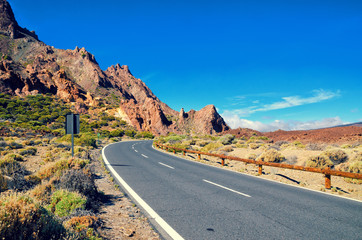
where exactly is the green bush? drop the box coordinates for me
[125,129,137,138]
[135,131,154,139]
[47,190,87,217]
[58,133,97,148]
[293,141,305,149]
[109,129,125,138]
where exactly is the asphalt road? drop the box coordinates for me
[102,140,362,240]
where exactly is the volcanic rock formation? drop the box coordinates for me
[0,0,229,135]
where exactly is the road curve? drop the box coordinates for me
[102,140,362,240]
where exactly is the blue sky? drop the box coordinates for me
[9,0,362,131]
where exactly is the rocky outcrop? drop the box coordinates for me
[0,0,38,39]
[0,0,229,135]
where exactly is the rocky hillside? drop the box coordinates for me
[0,0,229,135]
[264,125,362,144]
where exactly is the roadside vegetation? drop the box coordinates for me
[0,93,155,239]
[156,133,362,180]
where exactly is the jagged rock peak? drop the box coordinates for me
[0,0,38,40]
[201,104,217,112]
[73,46,97,63]
[107,64,131,75]
[0,0,17,30]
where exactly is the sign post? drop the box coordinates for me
[65,113,80,157]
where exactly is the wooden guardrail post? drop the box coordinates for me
[198,154,201,160]
[325,167,331,189]
[258,165,263,175]
[221,158,225,166]
[173,149,176,154]
[183,151,186,156]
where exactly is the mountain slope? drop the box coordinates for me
[0,0,229,135]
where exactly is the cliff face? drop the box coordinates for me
[0,0,229,135]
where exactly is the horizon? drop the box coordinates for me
[8,0,362,132]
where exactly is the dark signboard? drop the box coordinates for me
[65,114,80,134]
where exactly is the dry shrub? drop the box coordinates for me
[0,156,29,191]
[29,182,54,203]
[306,143,325,151]
[306,155,333,169]
[8,141,23,149]
[58,169,98,208]
[3,153,24,162]
[248,153,258,160]
[37,158,89,180]
[248,143,260,150]
[196,140,209,147]
[285,155,298,165]
[347,152,362,173]
[0,173,7,192]
[220,146,234,152]
[201,142,223,153]
[0,192,65,240]
[64,215,98,233]
[323,150,348,165]
[348,161,362,173]
[25,175,41,186]
[274,141,289,147]
[19,147,37,156]
[0,156,24,177]
[219,134,235,145]
[257,149,285,163]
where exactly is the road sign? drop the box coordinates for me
[65,113,80,157]
[66,114,80,134]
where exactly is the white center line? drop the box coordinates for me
[141,154,149,158]
[158,162,175,169]
[203,179,251,198]
[135,150,138,153]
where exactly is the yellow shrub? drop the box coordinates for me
[64,215,98,232]
[257,149,285,163]
[201,142,223,153]
[37,158,89,180]
[0,192,65,239]
[306,155,333,169]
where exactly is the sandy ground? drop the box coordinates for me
[90,149,160,240]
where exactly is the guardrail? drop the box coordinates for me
[154,143,362,189]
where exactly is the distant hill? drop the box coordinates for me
[0,0,229,136]
[263,123,362,143]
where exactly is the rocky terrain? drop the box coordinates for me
[224,124,362,145]
[0,0,228,135]
[264,124,362,144]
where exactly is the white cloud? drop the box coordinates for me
[227,89,340,117]
[221,113,344,132]
[255,89,340,112]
